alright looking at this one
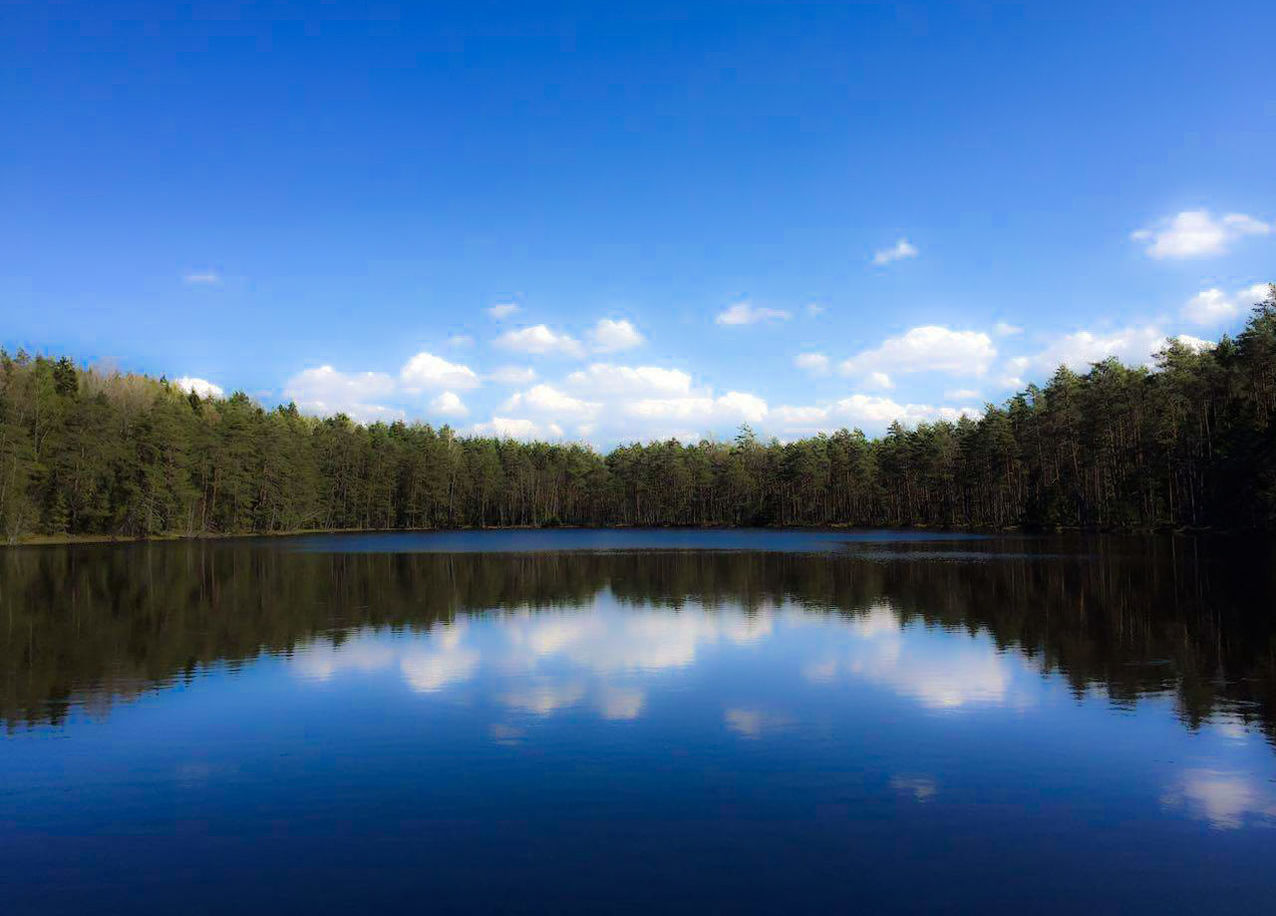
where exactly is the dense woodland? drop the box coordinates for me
[2,285,1275,541]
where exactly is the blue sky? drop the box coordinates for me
[4,0,1274,443]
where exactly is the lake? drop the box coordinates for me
[3,530,1275,913]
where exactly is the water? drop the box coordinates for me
[2,530,1275,913]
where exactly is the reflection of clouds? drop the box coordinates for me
[1162,769,1276,830]
[401,624,480,692]
[506,607,774,674]
[803,658,839,684]
[291,624,479,693]
[890,774,938,802]
[850,606,902,639]
[812,603,1021,710]
[597,686,645,720]
[489,722,525,745]
[1208,714,1254,742]
[400,647,480,692]
[724,706,788,739]
[500,682,587,715]
[291,639,396,681]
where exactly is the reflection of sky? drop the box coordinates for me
[285,594,1276,832]
[801,604,1024,710]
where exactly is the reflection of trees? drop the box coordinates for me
[3,538,1274,742]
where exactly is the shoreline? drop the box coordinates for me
[3,521,1232,548]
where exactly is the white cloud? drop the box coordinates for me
[182,270,221,285]
[770,395,981,434]
[806,302,827,317]
[501,383,601,419]
[945,388,980,400]
[494,324,585,357]
[471,416,565,440]
[283,366,403,423]
[627,391,768,425]
[487,303,521,319]
[565,363,693,397]
[1132,209,1271,259]
[1016,325,1175,373]
[864,371,894,390]
[488,365,538,385]
[399,351,480,390]
[839,326,996,377]
[447,334,474,348]
[429,391,468,418]
[1173,334,1214,352]
[588,318,645,353]
[1182,282,1271,326]
[715,302,792,326]
[872,238,919,265]
[994,322,1022,336]
[794,353,830,375]
[173,376,224,399]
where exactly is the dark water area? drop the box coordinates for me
[2,530,1275,914]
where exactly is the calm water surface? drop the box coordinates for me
[2,530,1275,913]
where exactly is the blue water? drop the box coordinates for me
[1,531,1273,913]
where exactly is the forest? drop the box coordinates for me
[2,285,1274,541]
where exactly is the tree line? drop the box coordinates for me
[2,285,1274,540]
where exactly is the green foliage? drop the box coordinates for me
[2,284,1276,539]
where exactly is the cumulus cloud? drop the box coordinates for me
[494,324,585,357]
[471,416,565,440]
[429,391,468,417]
[283,366,403,423]
[476,359,770,443]
[565,363,692,396]
[488,365,538,385]
[839,326,997,378]
[994,322,1022,336]
[770,395,981,434]
[399,351,480,390]
[501,383,601,419]
[1182,282,1271,326]
[1173,334,1214,352]
[626,391,769,425]
[173,376,224,399]
[1012,325,1185,374]
[487,303,520,319]
[587,318,645,352]
[872,238,919,265]
[716,302,792,326]
[864,371,894,390]
[1132,210,1271,259]
[182,270,221,285]
[794,353,830,375]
